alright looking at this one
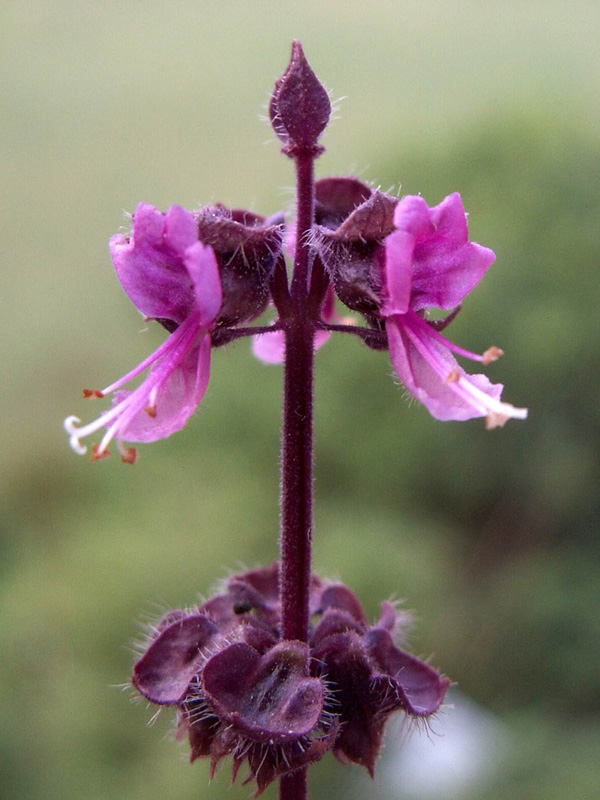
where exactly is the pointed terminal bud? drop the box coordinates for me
[269,40,331,155]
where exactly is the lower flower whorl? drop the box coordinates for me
[132,563,449,794]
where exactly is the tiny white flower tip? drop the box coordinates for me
[63,416,87,455]
[485,406,528,429]
[63,415,81,434]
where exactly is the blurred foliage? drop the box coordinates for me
[2,2,599,799]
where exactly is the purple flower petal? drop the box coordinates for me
[132,614,218,704]
[202,641,324,744]
[392,193,495,311]
[381,230,414,316]
[114,332,212,443]
[64,318,214,458]
[252,329,285,364]
[163,204,199,252]
[391,194,433,237]
[110,204,200,323]
[365,628,450,717]
[183,241,223,327]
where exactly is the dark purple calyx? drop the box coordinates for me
[314,176,373,229]
[270,40,331,154]
[130,565,449,789]
[227,561,281,611]
[195,206,283,327]
[375,600,398,632]
[311,584,369,646]
[132,614,218,704]
[311,609,366,647]
[317,583,369,623]
[365,627,450,716]
[177,708,217,762]
[247,720,339,797]
[202,640,324,744]
[312,631,385,776]
[313,179,397,316]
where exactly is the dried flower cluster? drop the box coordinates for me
[133,564,449,793]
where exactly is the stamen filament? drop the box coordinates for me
[407,308,494,363]
[100,315,193,395]
[64,314,204,456]
[402,316,527,422]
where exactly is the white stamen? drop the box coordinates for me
[147,385,158,414]
[403,319,528,423]
[63,315,206,459]
[99,418,121,454]
[63,406,122,455]
[63,416,87,455]
[457,376,528,421]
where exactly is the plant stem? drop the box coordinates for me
[290,153,315,299]
[280,150,315,643]
[278,150,315,800]
[280,769,308,800]
[279,312,314,642]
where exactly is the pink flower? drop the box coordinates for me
[64,204,222,462]
[252,284,341,364]
[382,194,527,427]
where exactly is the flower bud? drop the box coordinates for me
[270,40,331,154]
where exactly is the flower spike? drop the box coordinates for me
[65,43,526,800]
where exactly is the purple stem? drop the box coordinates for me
[280,150,315,643]
[278,150,315,800]
[279,312,314,641]
[280,769,308,800]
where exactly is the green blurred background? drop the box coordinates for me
[2,2,599,798]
